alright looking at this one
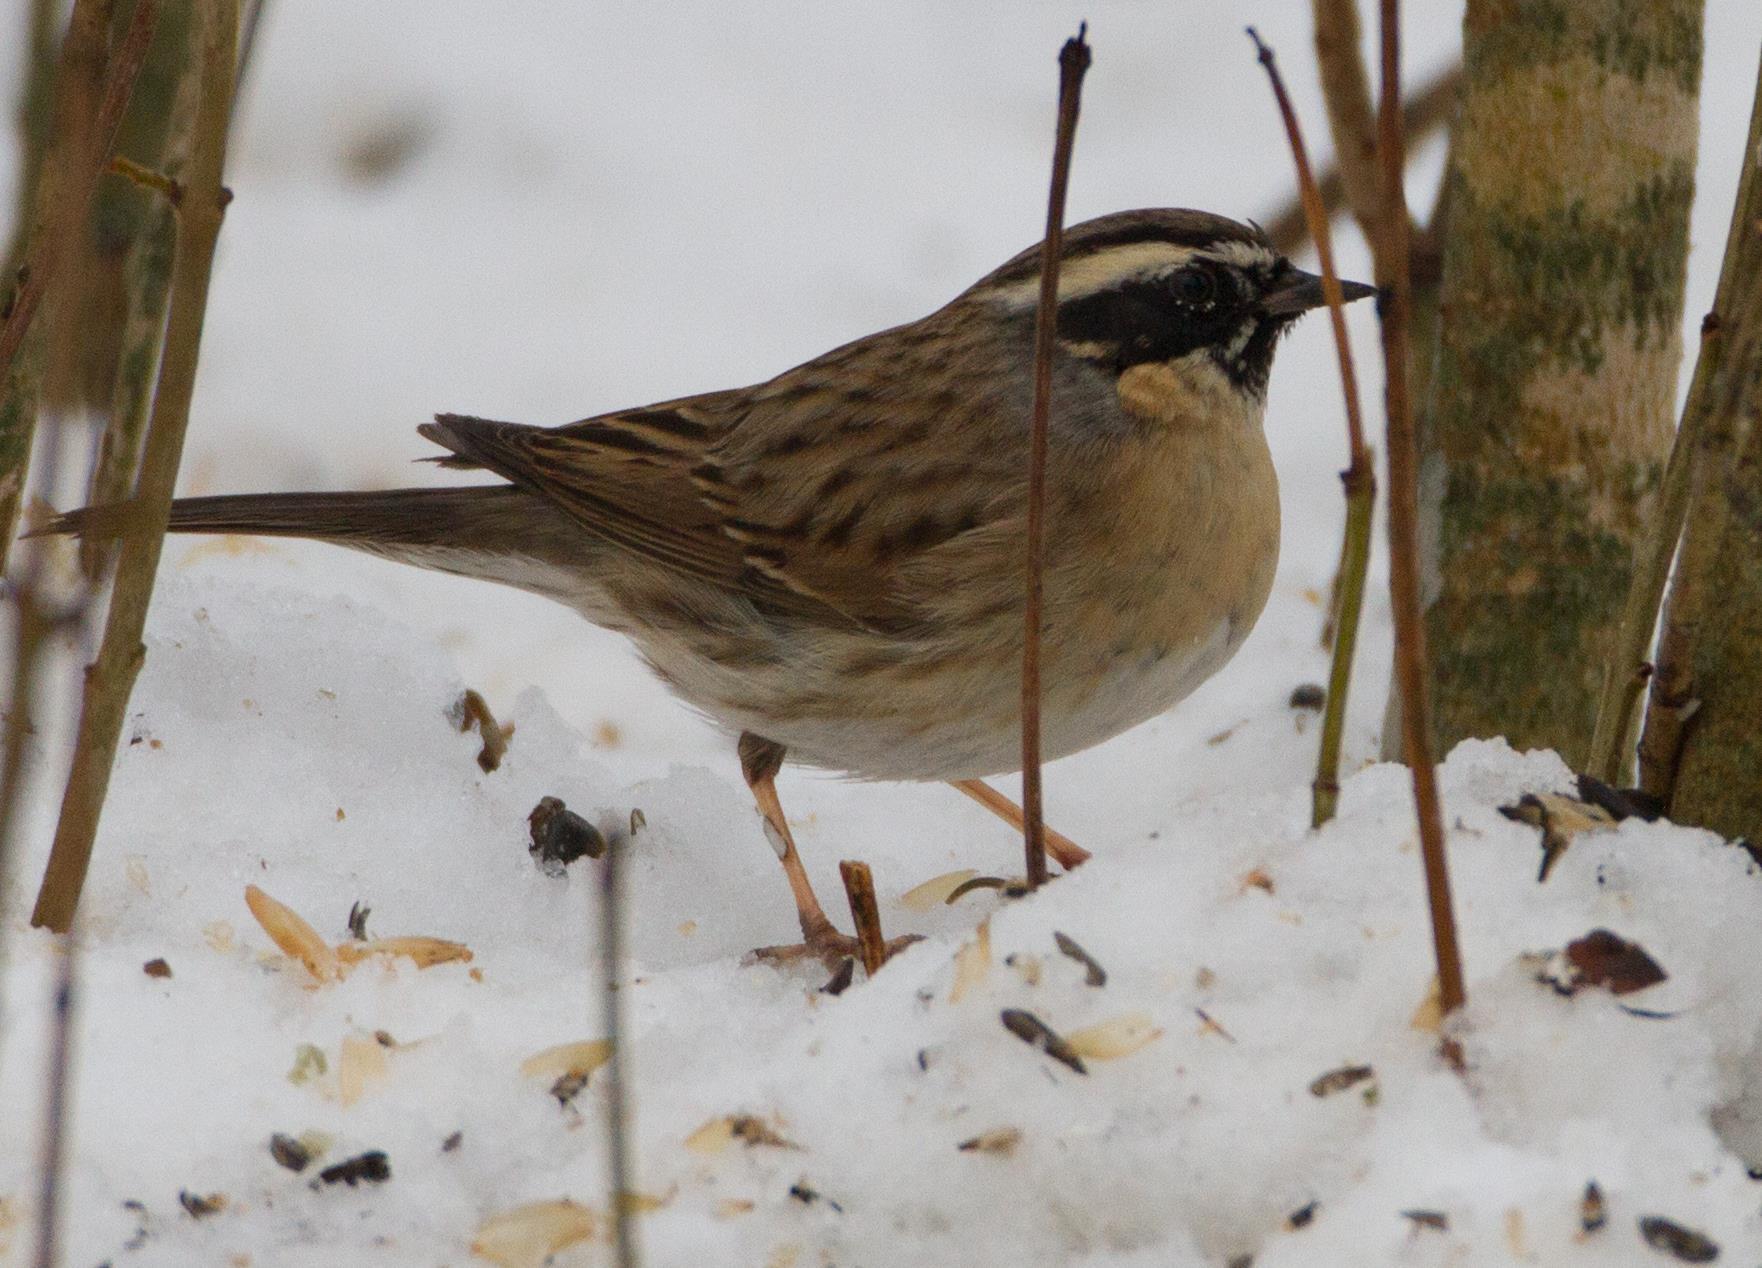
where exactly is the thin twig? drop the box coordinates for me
[230,0,268,124]
[2,0,161,573]
[1022,24,1091,892]
[107,153,181,202]
[82,5,202,579]
[5,0,61,273]
[1310,0,1382,239]
[0,0,162,382]
[1246,30,1378,830]
[1592,49,1762,787]
[600,835,638,1268]
[838,860,886,978]
[1377,0,1465,1015]
[1261,63,1460,257]
[31,0,238,933]
[31,930,80,1268]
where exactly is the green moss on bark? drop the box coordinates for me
[1416,0,1700,768]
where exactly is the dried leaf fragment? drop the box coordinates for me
[1239,868,1276,895]
[1580,1181,1607,1234]
[178,1190,226,1219]
[1637,1215,1718,1263]
[1562,929,1667,996]
[685,1114,797,1154]
[1289,683,1326,710]
[520,1039,612,1083]
[528,795,606,873]
[1005,953,1042,986]
[338,1033,390,1107]
[550,1071,589,1107]
[1309,1064,1375,1098]
[945,875,1017,904]
[1000,1009,1086,1074]
[948,918,991,1003]
[1064,1012,1162,1060]
[318,1150,390,1187]
[245,885,339,981]
[900,869,979,912]
[472,1200,595,1267]
[454,688,514,772]
[1410,978,1443,1033]
[957,1126,1022,1155]
[287,1043,327,1085]
[1052,931,1106,986]
[269,1133,310,1173]
[335,935,473,970]
[1195,1008,1237,1043]
[1500,792,1617,881]
[787,1180,843,1212]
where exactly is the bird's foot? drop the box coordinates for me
[747,914,921,975]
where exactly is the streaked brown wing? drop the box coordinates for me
[417,307,1023,633]
[418,401,925,631]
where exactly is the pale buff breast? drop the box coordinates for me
[675,360,1282,781]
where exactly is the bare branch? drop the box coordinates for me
[1311,0,1382,238]
[838,860,887,977]
[1021,25,1090,891]
[1377,0,1465,1016]
[600,834,639,1268]
[32,0,237,932]
[1261,63,1460,257]
[1247,29,1378,831]
[0,0,162,385]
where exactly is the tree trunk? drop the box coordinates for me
[1665,352,1762,841]
[1408,0,1701,769]
[1638,51,1762,840]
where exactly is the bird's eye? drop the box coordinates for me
[1172,267,1217,306]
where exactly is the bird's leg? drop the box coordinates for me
[948,778,1091,870]
[738,732,919,970]
[739,732,841,947]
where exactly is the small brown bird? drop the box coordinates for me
[51,209,1373,963]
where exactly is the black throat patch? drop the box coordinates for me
[1053,272,1288,397]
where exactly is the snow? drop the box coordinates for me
[4,1,1762,1265]
[7,576,1762,1266]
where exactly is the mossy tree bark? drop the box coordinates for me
[1659,301,1762,841]
[1407,0,1701,770]
[1636,51,1762,839]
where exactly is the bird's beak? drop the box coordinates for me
[1258,268,1379,317]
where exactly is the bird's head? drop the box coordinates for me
[967,208,1375,402]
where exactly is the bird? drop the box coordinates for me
[45,208,1375,966]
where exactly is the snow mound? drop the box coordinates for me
[5,573,1762,1266]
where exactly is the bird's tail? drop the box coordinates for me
[37,486,534,548]
[29,484,597,599]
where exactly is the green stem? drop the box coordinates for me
[1314,463,1375,827]
[31,0,236,933]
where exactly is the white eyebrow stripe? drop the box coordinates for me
[981,242,1200,309]
[980,239,1278,311]
[1208,239,1278,269]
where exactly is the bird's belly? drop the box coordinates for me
[704,611,1250,783]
